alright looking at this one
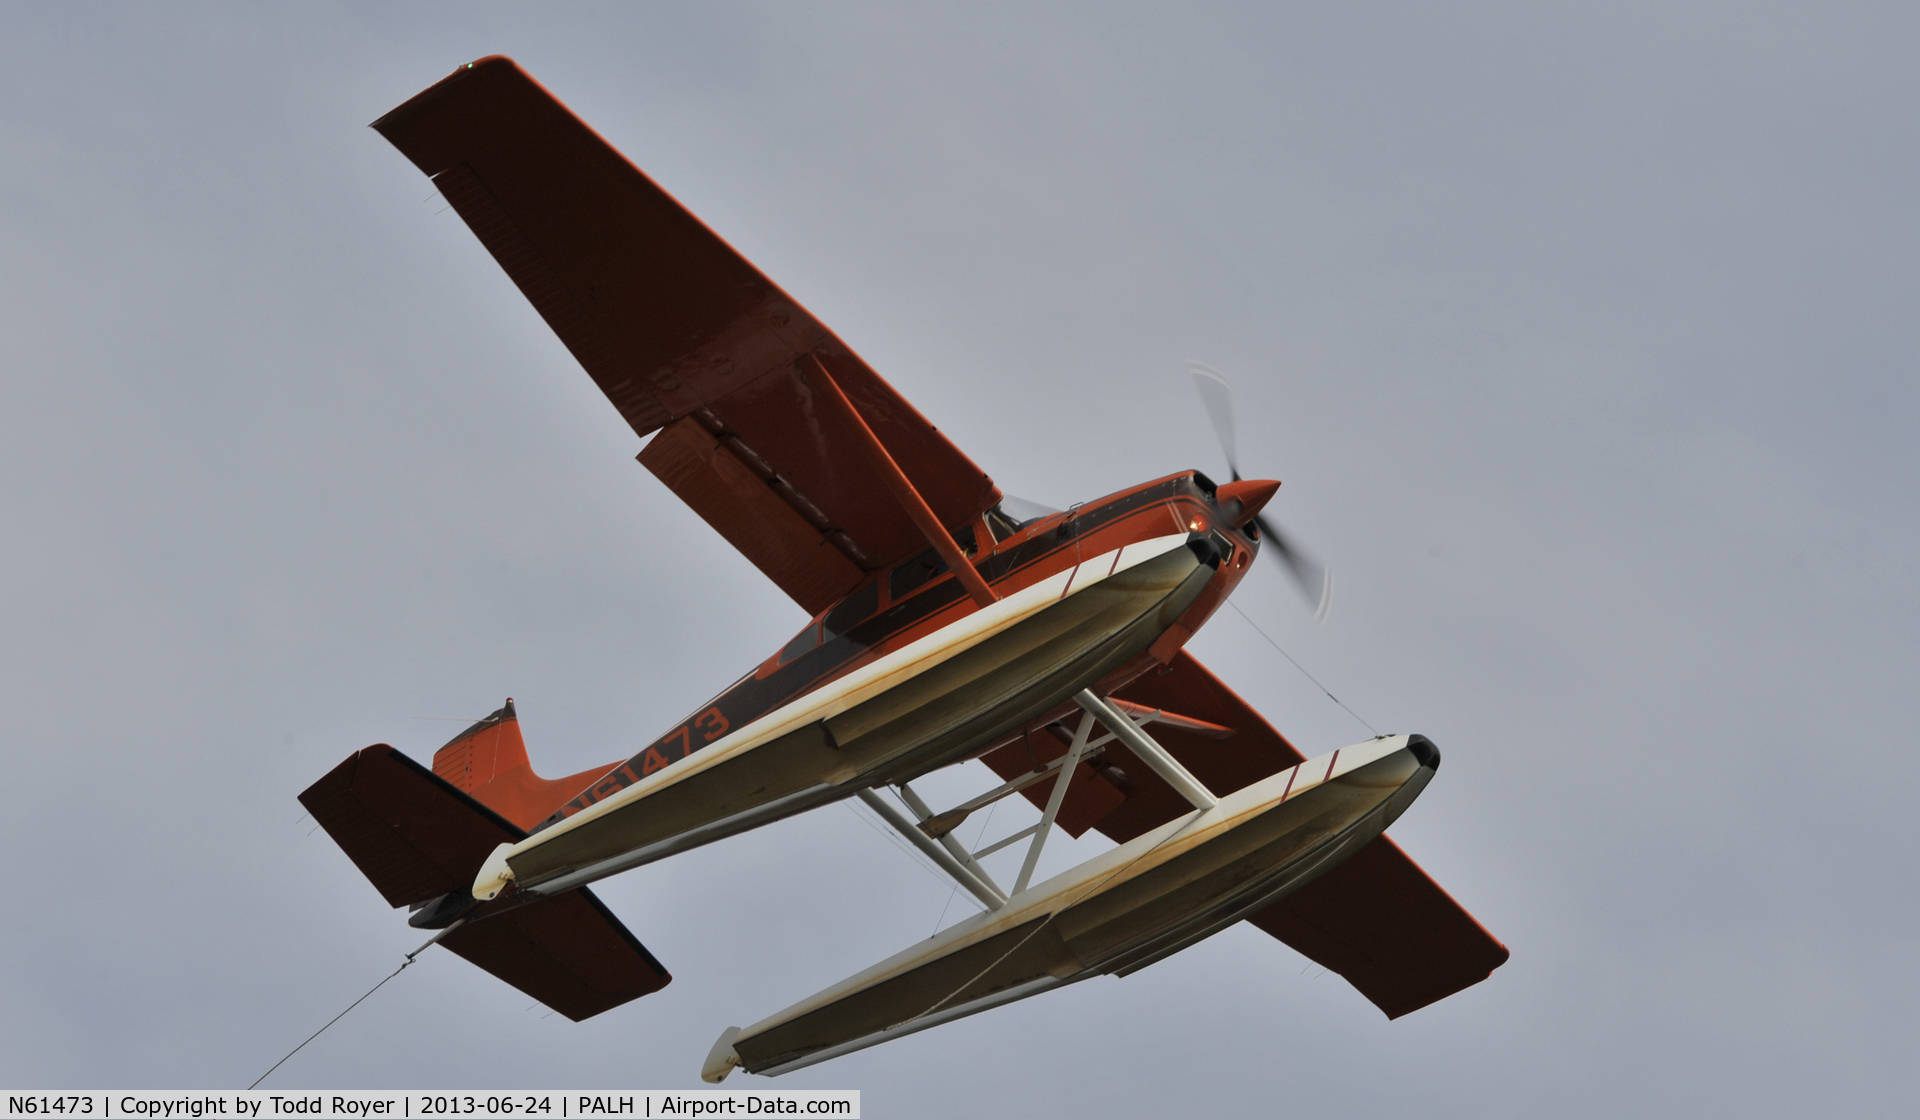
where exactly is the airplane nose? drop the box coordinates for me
[1215,479,1280,527]
[1405,734,1441,771]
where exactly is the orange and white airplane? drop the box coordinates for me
[300,56,1508,1080]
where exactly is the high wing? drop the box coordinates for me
[373,57,1001,615]
[981,650,1509,1019]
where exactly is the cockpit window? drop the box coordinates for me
[776,620,820,665]
[889,547,948,601]
[887,525,979,603]
[823,579,881,640]
[992,496,1061,531]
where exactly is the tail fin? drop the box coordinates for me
[431,699,619,831]
[300,743,671,1019]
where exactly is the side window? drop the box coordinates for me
[886,529,979,603]
[889,547,947,601]
[777,620,821,665]
[823,580,881,640]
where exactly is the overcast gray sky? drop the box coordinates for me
[2,3,1915,1116]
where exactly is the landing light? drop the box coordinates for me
[1188,516,1205,532]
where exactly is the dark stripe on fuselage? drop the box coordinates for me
[537,473,1235,830]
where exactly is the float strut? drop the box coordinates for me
[1075,690,1217,811]
[857,789,1008,910]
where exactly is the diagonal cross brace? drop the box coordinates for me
[1013,710,1098,895]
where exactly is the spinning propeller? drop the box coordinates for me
[1188,361,1333,622]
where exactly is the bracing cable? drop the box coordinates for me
[249,921,464,1088]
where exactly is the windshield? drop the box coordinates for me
[990,495,1061,533]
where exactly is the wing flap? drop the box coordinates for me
[440,888,672,1021]
[638,416,864,615]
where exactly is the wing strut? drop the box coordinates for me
[803,356,998,608]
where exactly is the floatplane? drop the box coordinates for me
[300,57,1508,1080]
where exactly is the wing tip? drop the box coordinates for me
[369,54,530,148]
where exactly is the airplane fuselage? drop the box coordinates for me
[451,469,1270,909]
[541,469,1260,832]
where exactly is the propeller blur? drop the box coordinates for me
[1187,361,1332,621]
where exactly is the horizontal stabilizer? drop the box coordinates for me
[440,887,671,1020]
[300,744,522,909]
[301,743,673,1019]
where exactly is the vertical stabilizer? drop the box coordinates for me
[432,699,619,831]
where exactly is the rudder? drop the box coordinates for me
[431,699,620,831]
